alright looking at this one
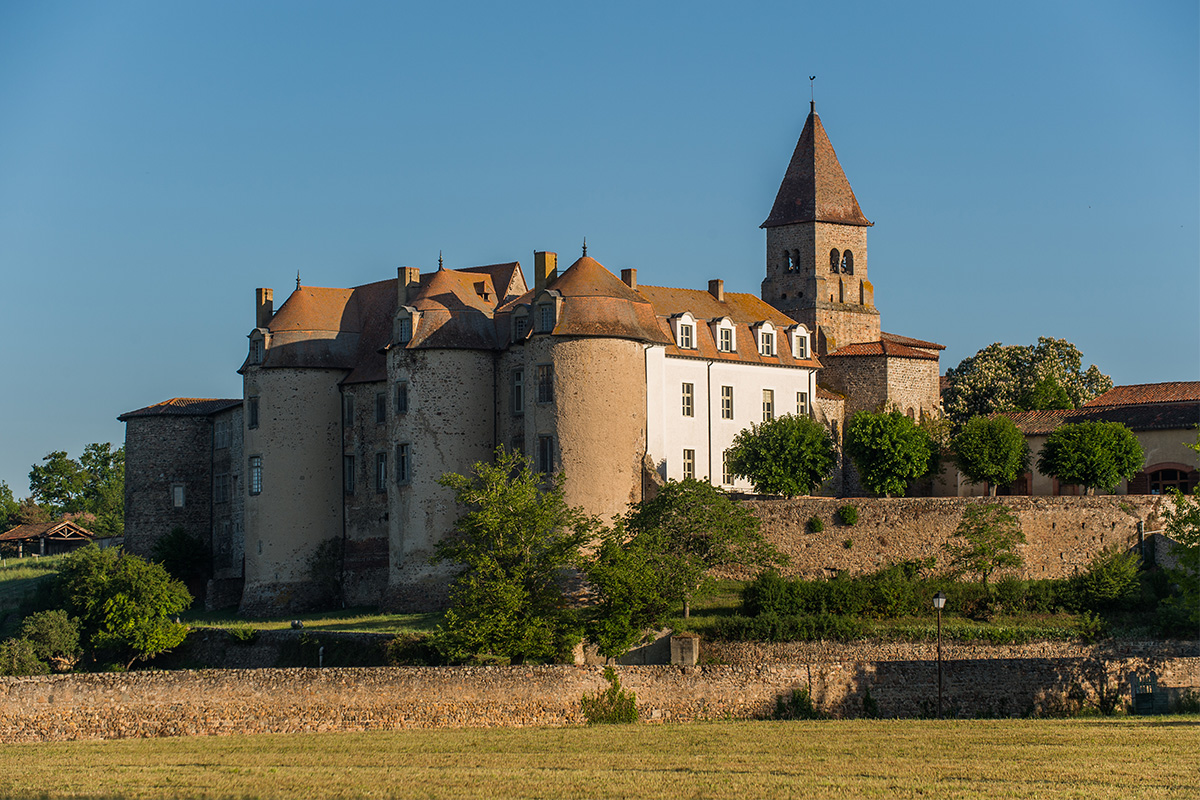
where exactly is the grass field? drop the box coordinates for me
[0,718,1194,799]
[0,553,64,613]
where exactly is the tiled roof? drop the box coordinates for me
[1004,401,1199,435]
[826,340,939,361]
[881,331,945,351]
[0,520,94,542]
[816,386,845,401]
[459,262,526,303]
[762,107,871,229]
[119,397,241,420]
[1083,382,1200,408]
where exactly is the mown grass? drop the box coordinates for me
[0,554,66,613]
[0,718,1194,799]
[183,606,441,634]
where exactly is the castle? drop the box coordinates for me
[120,104,942,613]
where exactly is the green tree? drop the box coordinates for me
[79,443,125,537]
[942,337,1112,427]
[431,448,599,664]
[29,450,85,516]
[583,523,673,657]
[845,411,934,497]
[618,479,784,618]
[19,610,82,672]
[941,503,1025,587]
[52,545,192,669]
[725,414,837,497]
[952,415,1031,495]
[1160,485,1200,631]
[1036,421,1144,494]
[0,481,19,529]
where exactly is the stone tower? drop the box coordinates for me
[761,102,879,356]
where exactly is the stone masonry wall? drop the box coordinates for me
[734,495,1171,581]
[123,415,215,559]
[0,640,1194,742]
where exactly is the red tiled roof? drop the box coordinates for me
[762,108,871,229]
[816,386,845,401]
[119,398,241,420]
[826,340,939,361]
[881,331,945,351]
[459,262,526,303]
[1083,382,1200,408]
[1004,401,1199,435]
[0,520,94,542]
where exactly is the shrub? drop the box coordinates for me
[226,624,258,645]
[836,505,859,526]
[19,609,81,672]
[712,613,865,642]
[580,666,638,724]
[807,516,824,533]
[1074,611,1106,643]
[0,638,47,676]
[1176,689,1200,714]
[1070,546,1142,613]
[386,633,439,666]
[861,687,880,719]
[773,686,822,720]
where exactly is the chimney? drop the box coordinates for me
[708,279,724,302]
[397,267,420,306]
[534,251,557,291]
[255,288,273,329]
[621,268,637,290]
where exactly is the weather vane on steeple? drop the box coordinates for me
[296,271,301,290]
[810,75,816,113]
[582,237,587,257]
[438,250,444,270]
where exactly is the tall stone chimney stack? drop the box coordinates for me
[255,288,273,329]
[397,267,421,306]
[622,268,637,290]
[534,251,558,291]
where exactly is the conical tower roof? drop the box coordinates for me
[761,104,872,228]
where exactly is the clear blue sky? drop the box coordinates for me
[1,0,1196,496]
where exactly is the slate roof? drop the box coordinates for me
[762,106,872,229]
[826,340,939,361]
[119,398,241,421]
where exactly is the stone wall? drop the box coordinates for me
[1,639,1194,742]
[735,495,1171,581]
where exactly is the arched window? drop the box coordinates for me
[830,249,840,273]
[842,250,854,274]
[782,250,791,272]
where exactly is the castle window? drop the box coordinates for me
[797,391,810,416]
[759,331,775,357]
[214,473,230,504]
[721,386,734,420]
[678,324,694,349]
[1150,469,1193,494]
[343,395,355,427]
[213,420,231,449]
[344,455,356,495]
[722,450,733,485]
[841,250,854,274]
[249,337,263,365]
[830,249,840,273]
[537,435,555,474]
[375,392,387,424]
[396,444,411,485]
[171,483,186,508]
[682,449,696,480]
[537,304,555,333]
[718,327,733,352]
[249,456,262,496]
[682,383,694,417]
[247,397,259,430]
[375,452,387,493]
[398,317,412,344]
[512,368,524,414]
[513,314,529,340]
[536,364,554,403]
[762,389,775,422]
[395,382,408,414]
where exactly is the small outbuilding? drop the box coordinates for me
[0,520,96,557]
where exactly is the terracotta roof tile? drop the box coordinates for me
[762,108,871,229]
[119,398,241,420]
[816,386,845,401]
[0,520,94,542]
[826,340,939,361]
[1083,382,1200,408]
[880,331,945,351]
[1004,401,1199,435]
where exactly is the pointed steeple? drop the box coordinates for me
[761,106,872,229]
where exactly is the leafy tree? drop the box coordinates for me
[51,545,192,669]
[0,638,47,676]
[1036,421,1144,494]
[29,450,85,516]
[941,503,1025,587]
[19,610,82,672]
[618,479,784,618]
[583,523,673,657]
[0,481,19,529]
[431,448,600,664]
[15,497,51,525]
[1069,546,1142,613]
[1159,485,1200,632]
[942,337,1112,427]
[845,411,934,497]
[952,415,1031,495]
[25,444,125,535]
[725,414,836,497]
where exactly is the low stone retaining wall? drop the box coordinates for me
[1,640,1194,742]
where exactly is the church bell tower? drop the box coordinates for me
[761,103,880,355]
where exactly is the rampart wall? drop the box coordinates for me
[0,639,1194,742]
[735,495,1171,581]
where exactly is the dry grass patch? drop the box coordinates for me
[0,718,1195,799]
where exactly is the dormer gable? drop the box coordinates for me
[394,305,420,346]
[788,324,812,360]
[752,320,777,357]
[531,289,563,334]
[669,312,698,350]
[709,316,736,353]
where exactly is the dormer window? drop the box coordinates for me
[679,324,694,350]
[760,332,775,356]
[537,303,555,333]
[398,317,412,344]
[718,327,733,352]
[513,311,529,341]
[670,312,698,350]
[249,336,264,365]
[790,325,810,359]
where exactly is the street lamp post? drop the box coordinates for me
[933,591,946,718]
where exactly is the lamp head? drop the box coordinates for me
[933,591,947,610]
